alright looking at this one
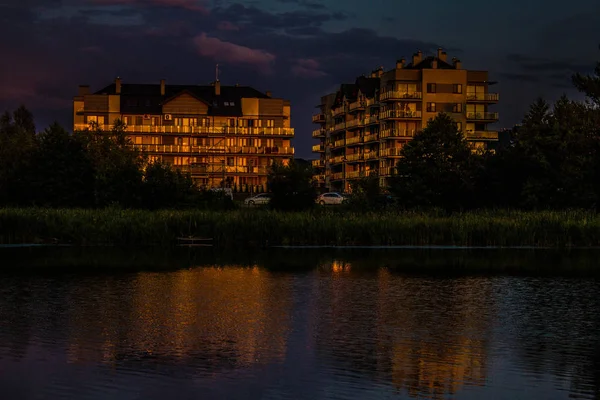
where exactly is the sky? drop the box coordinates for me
[0,0,598,158]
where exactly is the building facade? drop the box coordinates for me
[73,79,294,189]
[312,48,499,192]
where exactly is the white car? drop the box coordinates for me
[244,193,272,206]
[317,192,345,205]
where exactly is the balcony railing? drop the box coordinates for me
[346,136,363,145]
[345,153,363,162]
[312,128,325,138]
[465,130,499,140]
[380,148,403,157]
[379,167,394,176]
[365,98,378,107]
[314,174,325,183]
[346,170,363,179]
[380,110,422,120]
[331,172,344,180]
[364,133,378,142]
[178,165,271,174]
[466,112,499,120]
[75,124,295,136]
[312,113,325,123]
[332,106,346,117]
[348,101,366,112]
[380,129,416,138]
[312,144,325,152]
[333,139,345,148]
[363,151,379,160]
[312,159,324,167]
[366,115,379,125]
[133,144,294,155]
[333,122,346,132]
[466,93,499,102]
[380,91,422,101]
[346,118,366,129]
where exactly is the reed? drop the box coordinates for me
[1,208,600,248]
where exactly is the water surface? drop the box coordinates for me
[1,248,599,399]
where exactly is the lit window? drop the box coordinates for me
[224,102,230,106]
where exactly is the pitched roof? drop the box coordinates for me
[93,83,271,116]
[405,56,455,70]
[355,76,380,97]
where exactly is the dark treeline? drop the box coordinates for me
[1,53,599,212]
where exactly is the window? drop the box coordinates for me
[452,103,463,113]
[135,116,143,125]
[227,157,235,166]
[456,122,462,131]
[453,84,462,94]
[427,83,436,93]
[266,119,274,127]
[228,119,235,127]
[229,101,235,106]
[427,102,436,112]
[177,137,183,145]
[224,102,230,106]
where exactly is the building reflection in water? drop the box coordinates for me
[316,261,492,399]
[65,266,292,373]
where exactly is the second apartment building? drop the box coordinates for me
[312,48,499,191]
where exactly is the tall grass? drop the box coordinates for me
[1,208,600,248]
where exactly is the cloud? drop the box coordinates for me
[497,73,540,83]
[291,58,327,78]
[89,0,209,13]
[217,21,239,31]
[506,53,590,74]
[275,0,326,10]
[193,33,276,72]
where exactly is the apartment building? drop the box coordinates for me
[312,48,499,192]
[73,78,294,189]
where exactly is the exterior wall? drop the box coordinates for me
[162,93,208,115]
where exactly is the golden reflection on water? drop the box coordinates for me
[66,266,292,369]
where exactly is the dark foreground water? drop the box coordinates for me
[1,247,600,400]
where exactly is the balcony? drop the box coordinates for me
[366,115,379,125]
[380,129,415,138]
[346,170,363,179]
[348,100,366,112]
[466,93,499,102]
[332,106,346,117]
[312,113,325,123]
[380,91,422,101]
[365,98,378,107]
[346,136,363,145]
[331,172,344,181]
[380,147,403,157]
[178,165,271,175]
[133,144,294,155]
[346,118,366,129]
[77,124,295,136]
[363,151,379,160]
[345,153,363,162]
[364,133,378,142]
[466,112,499,121]
[314,174,325,183]
[312,128,325,138]
[333,139,346,148]
[465,130,499,141]
[379,167,394,176]
[312,144,325,152]
[331,155,345,164]
[312,159,324,167]
[333,122,346,132]
[380,110,422,120]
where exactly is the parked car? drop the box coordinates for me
[317,192,345,205]
[244,193,272,206]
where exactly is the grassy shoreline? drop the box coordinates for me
[1,208,600,248]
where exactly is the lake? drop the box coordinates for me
[1,247,600,399]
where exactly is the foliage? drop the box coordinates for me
[2,208,600,248]
[388,113,483,211]
[268,160,318,211]
[346,172,393,211]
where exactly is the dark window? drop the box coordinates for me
[135,116,143,125]
[145,99,151,106]
[427,103,436,112]
[453,84,462,94]
[452,103,463,113]
[427,83,436,93]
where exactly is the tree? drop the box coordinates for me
[388,113,482,210]
[268,160,317,211]
[347,172,388,210]
[142,161,197,209]
[572,46,600,105]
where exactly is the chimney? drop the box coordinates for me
[396,58,405,69]
[160,79,165,96]
[214,80,220,96]
[412,50,422,66]
[266,90,272,97]
[115,77,121,94]
[377,66,384,77]
[432,59,438,69]
[437,48,447,62]
[370,70,377,78]
[453,58,462,69]
[78,85,90,96]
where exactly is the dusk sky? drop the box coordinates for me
[0,0,598,158]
